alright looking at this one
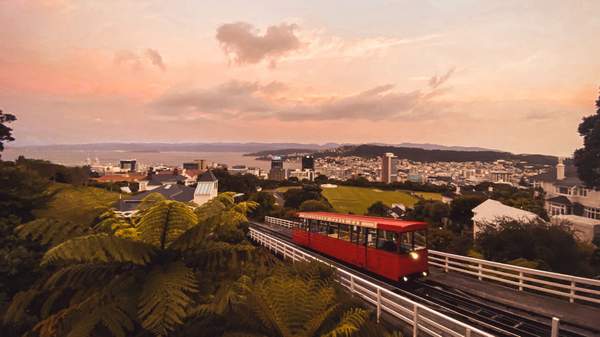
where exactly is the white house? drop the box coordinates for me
[472,199,540,239]
[532,158,600,243]
[194,170,218,206]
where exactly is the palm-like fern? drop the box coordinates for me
[6,193,258,337]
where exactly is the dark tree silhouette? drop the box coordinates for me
[574,91,600,188]
[0,109,17,156]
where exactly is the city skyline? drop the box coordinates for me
[2,1,599,156]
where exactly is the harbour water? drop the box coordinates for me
[2,148,300,170]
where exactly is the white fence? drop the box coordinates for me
[264,216,299,229]
[264,216,600,306]
[249,227,494,337]
[428,250,600,305]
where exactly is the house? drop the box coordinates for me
[147,170,187,187]
[116,183,196,215]
[193,170,218,206]
[532,158,600,243]
[471,199,540,239]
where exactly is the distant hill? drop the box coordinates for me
[244,148,316,157]
[394,142,499,152]
[318,144,557,165]
[12,142,341,153]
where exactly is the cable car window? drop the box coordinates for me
[414,230,427,249]
[309,220,319,233]
[399,232,413,253]
[317,221,328,235]
[339,224,350,241]
[366,228,377,248]
[377,230,399,252]
[351,226,364,245]
[327,223,339,238]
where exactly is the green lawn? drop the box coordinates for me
[321,186,441,215]
[34,183,121,225]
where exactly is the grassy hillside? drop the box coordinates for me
[321,186,440,215]
[34,183,121,225]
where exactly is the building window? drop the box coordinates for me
[578,188,588,197]
[584,207,600,220]
[549,203,566,216]
[556,186,570,195]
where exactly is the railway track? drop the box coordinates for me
[249,222,598,337]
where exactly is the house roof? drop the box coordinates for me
[148,174,187,186]
[297,212,427,232]
[116,184,195,212]
[472,199,539,224]
[198,170,218,182]
[94,173,146,183]
[547,195,572,206]
[532,165,582,187]
[552,214,600,227]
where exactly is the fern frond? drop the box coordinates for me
[321,308,369,337]
[3,289,43,325]
[42,234,156,266]
[137,201,198,249]
[169,222,213,252]
[17,218,90,247]
[44,263,121,290]
[138,262,199,336]
[199,241,255,271]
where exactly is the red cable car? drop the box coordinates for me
[293,212,428,282]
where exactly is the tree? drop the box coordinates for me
[406,200,450,226]
[449,195,486,232]
[314,174,329,184]
[0,161,52,221]
[574,91,600,188]
[366,201,389,217]
[283,185,323,209]
[299,199,332,212]
[5,194,258,337]
[0,110,16,156]
[249,191,278,220]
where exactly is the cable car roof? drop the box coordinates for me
[297,212,427,232]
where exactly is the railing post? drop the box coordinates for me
[350,276,355,293]
[444,256,449,272]
[569,280,575,303]
[376,288,381,323]
[551,317,560,337]
[412,304,419,337]
[465,327,471,337]
[519,271,523,291]
[478,263,482,281]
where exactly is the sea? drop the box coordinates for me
[2,148,301,170]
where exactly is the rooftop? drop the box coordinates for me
[297,211,426,232]
[198,170,218,182]
[116,184,195,212]
[472,199,540,224]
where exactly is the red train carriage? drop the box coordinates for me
[292,212,428,282]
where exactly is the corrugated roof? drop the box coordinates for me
[297,212,426,231]
[194,182,215,196]
[472,199,539,224]
[116,184,195,211]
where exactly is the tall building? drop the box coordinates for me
[183,162,200,170]
[120,159,137,172]
[381,153,397,183]
[302,155,315,170]
[269,156,286,181]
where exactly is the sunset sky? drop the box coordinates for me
[1,0,599,155]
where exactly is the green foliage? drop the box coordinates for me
[15,156,91,185]
[476,220,591,275]
[139,262,199,336]
[300,199,333,212]
[137,200,198,249]
[139,192,167,210]
[43,234,157,265]
[213,169,259,194]
[284,185,323,209]
[406,200,449,225]
[322,186,429,215]
[0,161,52,220]
[574,92,600,188]
[17,218,90,247]
[0,109,16,153]
[448,195,486,230]
[249,191,278,220]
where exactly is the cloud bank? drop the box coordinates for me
[216,22,302,67]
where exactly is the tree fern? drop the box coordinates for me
[138,261,199,336]
[321,308,369,337]
[17,218,90,247]
[43,233,156,265]
[137,201,198,249]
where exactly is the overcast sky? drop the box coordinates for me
[1,0,599,155]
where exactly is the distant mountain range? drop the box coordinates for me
[12,141,499,153]
[319,144,557,165]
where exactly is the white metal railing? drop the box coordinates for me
[249,227,494,337]
[428,250,600,305]
[265,216,300,229]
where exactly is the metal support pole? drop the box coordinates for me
[465,328,471,337]
[412,304,419,337]
[519,271,523,291]
[444,256,449,272]
[569,281,575,303]
[551,317,560,337]
[478,263,482,281]
[376,288,381,323]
